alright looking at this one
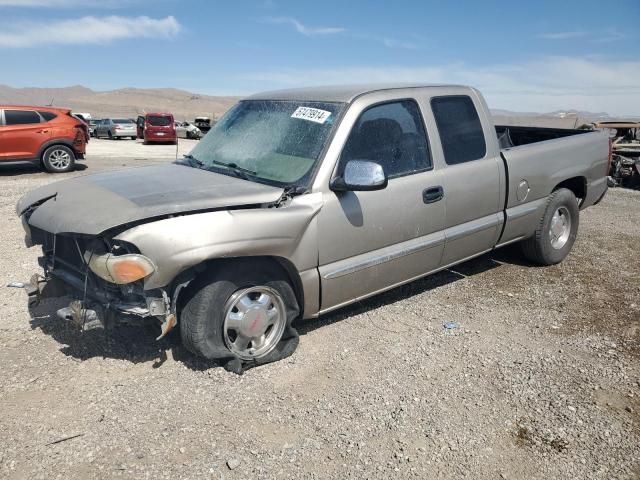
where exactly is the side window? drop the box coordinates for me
[431,96,486,165]
[341,100,431,178]
[38,111,57,122]
[4,110,42,125]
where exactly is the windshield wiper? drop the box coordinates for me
[203,160,258,180]
[181,154,257,180]
[181,154,205,168]
[210,159,257,175]
[274,184,307,207]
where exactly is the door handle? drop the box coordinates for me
[37,130,49,134]
[422,186,444,204]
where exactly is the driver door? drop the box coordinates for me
[317,99,446,312]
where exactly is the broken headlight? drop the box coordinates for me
[84,251,156,285]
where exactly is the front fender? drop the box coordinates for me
[115,193,324,290]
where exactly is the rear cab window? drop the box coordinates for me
[430,95,486,165]
[4,110,42,125]
[340,99,431,178]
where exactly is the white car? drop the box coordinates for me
[175,121,202,139]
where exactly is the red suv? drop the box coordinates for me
[0,106,88,173]
[137,113,176,144]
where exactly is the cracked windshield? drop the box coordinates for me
[187,100,343,185]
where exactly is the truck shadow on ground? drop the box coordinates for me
[27,244,531,371]
[0,162,88,177]
[295,244,531,335]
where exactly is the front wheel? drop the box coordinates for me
[521,188,579,265]
[180,260,300,366]
[42,145,76,173]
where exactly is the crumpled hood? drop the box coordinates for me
[17,164,284,235]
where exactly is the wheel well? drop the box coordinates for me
[174,256,304,316]
[553,176,586,203]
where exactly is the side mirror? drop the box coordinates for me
[330,160,388,192]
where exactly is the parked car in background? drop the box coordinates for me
[592,121,640,188]
[175,121,202,139]
[88,118,101,137]
[72,112,91,123]
[194,116,212,133]
[95,118,137,139]
[16,84,609,367]
[138,113,176,144]
[0,105,88,172]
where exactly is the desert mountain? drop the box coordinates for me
[0,85,239,121]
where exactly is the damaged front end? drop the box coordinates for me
[25,223,178,339]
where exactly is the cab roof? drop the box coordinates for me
[246,83,470,103]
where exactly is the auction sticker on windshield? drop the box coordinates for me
[291,106,332,124]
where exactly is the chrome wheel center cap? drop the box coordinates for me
[244,307,268,335]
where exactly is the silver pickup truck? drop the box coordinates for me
[17,84,609,368]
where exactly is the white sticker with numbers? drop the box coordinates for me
[291,106,331,124]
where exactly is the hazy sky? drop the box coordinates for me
[1,0,639,114]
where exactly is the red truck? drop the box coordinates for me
[0,105,88,172]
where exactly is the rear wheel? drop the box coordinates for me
[521,188,579,265]
[180,260,300,364]
[42,145,75,173]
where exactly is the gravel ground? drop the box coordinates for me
[0,139,638,479]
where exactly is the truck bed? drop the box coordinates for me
[495,125,590,149]
[495,126,609,248]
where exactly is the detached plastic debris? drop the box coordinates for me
[7,282,25,288]
[443,321,460,330]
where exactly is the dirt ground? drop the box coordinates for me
[0,139,638,479]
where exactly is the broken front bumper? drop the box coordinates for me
[28,264,177,340]
[22,225,181,339]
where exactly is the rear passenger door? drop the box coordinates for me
[0,109,49,161]
[317,99,446,311]
[430,94,503,265]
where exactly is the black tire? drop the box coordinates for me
[521,188,579,265]
[180,259,300,366]
[42,145,76,173]
[131,136,137,140]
